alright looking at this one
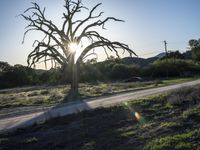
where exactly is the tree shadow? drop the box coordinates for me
[0,99,92,134]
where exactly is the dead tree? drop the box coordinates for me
[22,0,136,98]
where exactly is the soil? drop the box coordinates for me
[0,87,200,150]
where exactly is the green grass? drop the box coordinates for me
[144,129,200,150]
[24,137,38,144]
[0,77,196,108]
[183,104,200,119]
[1,84,200,149]
[160,121,179,128]
[160,77,195,85]
[0,138,9,144]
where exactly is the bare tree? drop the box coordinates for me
[22,0,136,98]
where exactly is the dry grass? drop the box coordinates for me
[0,77,196,108]
[1,84,200,149]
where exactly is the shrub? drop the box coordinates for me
[24,137,38,144]
[110,64,140,80]
[144,129,200,150]
[143,59,200,77]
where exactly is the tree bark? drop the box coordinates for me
[71,62,78,95]
[68,53,79,99]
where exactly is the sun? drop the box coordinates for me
[68,42,78,53]
[68,42,83,63]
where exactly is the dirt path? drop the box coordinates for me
[0,106,51,119]
[0,79,200,133]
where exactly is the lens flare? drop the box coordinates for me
[134,112,146,125]
[134,112,141,121]
[123,102,146,125]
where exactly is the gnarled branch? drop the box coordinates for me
[22,0,136,69]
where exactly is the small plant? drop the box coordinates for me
[24,137,38,144]
[144,129,200,150]
[160,122,178,128]
[167,95,182,106]
[183,104,200,119]
[141,122,156,129]
[0,138,8,144]
[27,91,39,97]
[40,90,49,95]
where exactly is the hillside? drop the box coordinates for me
[122,50,192,67]
[122,56,159,67]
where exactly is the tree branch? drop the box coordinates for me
[22,0,136,70]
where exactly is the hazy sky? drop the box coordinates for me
[0,0,200,67]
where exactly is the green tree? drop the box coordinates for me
[0,61,12,72]
[144,59,200,77]
[22,0,136,98]
[162,50,184,59]
[0,62,13,89]
[111,64,138,79]
[189,39,200,61]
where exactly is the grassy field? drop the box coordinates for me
[0,77,196,109]
[0,84,200,149]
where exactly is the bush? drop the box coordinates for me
[110,64,140,80]
[144,129,200,150]
[1,64,36,87]
[143,59,200,77]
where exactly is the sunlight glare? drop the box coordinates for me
[68,42,78,53]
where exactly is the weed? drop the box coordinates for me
[0,77,195,108]
[141,122,156,129]
[120,130,136,137]
[160,122,178,128]
[24,137,38,144]
[167,95,182,106]
[144,129,200,150]
[82,141,96,149]
[182,104,200,119]
[40,90,49,95]
[0,138,8,144]
[1,84,200,149]
[27,91,38,97]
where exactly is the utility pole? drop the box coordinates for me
[163,40,169,78]
[163,40,168,57]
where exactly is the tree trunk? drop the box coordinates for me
[71,62,78,95]
[68,54,79,99]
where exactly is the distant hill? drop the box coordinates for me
[155,51,192,59]
[122,50,193,67]
[122,56,158,67]
[121,52,168,67]
[154,52,166,59]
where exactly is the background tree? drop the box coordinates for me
[0,61,12,72]
[161,50,184,60]
[22,0,136,98]
[189,39,200,61]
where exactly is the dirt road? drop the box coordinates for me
[0,79,200,133]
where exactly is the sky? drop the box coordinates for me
[0,0,200,68]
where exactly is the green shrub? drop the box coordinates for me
[110,64,140,79]
[143,59,200,77]
[145,129,200,150]
[24,137,38,144]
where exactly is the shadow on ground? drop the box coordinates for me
[0,85,200,150]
